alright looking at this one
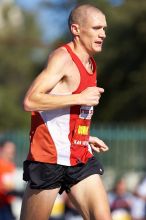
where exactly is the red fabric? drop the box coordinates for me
[64,45,97,165]
[27,111,57,163]
[27,44,97,165]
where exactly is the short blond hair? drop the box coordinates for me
[68,4,104,31]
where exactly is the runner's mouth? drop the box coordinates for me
[94,41,103,46]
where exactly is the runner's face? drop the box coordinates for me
[79,12,107,54]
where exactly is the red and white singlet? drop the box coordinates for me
[27,44,97,166]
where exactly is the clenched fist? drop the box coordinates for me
[79,87,104,106]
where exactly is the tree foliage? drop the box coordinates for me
[94,0,146,123]
[0,2,47,131]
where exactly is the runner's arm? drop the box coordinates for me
[23,49,104,111]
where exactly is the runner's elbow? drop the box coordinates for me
[23,93,42,111]
[23,97,35,112]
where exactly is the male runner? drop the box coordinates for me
[20,4,112,220]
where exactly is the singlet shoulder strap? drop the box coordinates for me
[63,44,82,68]
[63,44,96,75]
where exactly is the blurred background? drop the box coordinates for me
[0,0,146,219]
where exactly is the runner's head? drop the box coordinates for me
[68,4,107,54]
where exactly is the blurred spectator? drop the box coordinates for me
[108,177,134,220]
[131,196,145,220]
[0,140,16,220]
[133,175,146,220]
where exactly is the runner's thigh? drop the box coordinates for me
[20,183,60,220]
[68,174,112,220]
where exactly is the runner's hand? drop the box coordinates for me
[80,87,104,106]
[89,136,109,153]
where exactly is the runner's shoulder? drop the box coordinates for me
[48,45,71,65]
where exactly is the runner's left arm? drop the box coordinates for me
[89,136,109,153]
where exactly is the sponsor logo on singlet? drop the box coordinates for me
[79,106,93,119]
[78,125,89,135]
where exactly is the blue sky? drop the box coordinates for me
[16,0,123,10]
[16,0,123,42]
[16,0,73,42]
